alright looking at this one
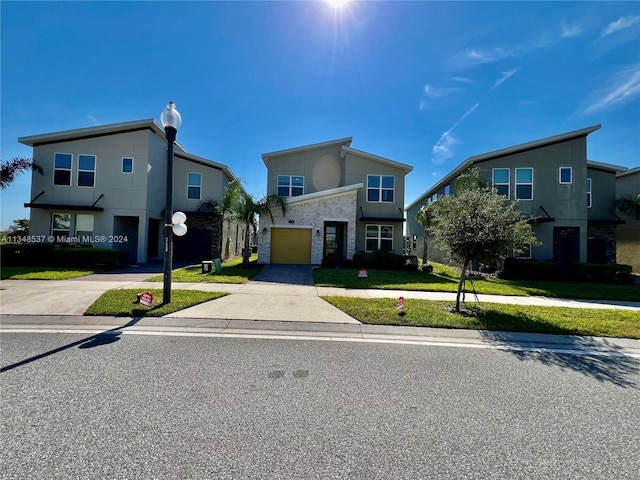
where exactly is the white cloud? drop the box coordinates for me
[492,69,520,90]
[583,63,640,114]
[452,76,475,84]
[86,115,100,126]
[419,84,460,110]
[447,47,514,70]
[601,15,640,37]
[430,102,481,164]
[561,22,583,38]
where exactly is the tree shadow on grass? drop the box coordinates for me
[476,311,639,389]
[1,317,143,373]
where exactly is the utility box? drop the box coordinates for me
[202,260,213,273]
[214,258,222,273]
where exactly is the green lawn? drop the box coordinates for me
[146,255,262,283]
[314,264,640,302]
[323,296,640,339]
[85,289,228,317]
[0,266,99,280]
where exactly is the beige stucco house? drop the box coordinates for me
[258,137,413,265]
[20,119,245,264]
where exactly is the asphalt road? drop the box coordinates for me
[1,331,639,479]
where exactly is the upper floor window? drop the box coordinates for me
[433,193,438,202]
[187,173,202,200]
[77,155,96,187]
[492,168,509,198]
[559,167,572,184]
[122,157,134,174]
[587,178,592,208]
[277,175,304,197]
[367,175,394,202]
[53,153,72,186]
[444,184,450,196]
[515,168,533,200]
[365,224,393,252]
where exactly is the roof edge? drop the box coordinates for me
[261,137,353,162]
[341,146,413,173]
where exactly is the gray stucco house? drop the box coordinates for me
[406,125,632,268]
[257,137,413,265]
[615,167,640,271]
[20,119,245,264]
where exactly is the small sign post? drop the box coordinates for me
[396,296,404,311]
[358,269,368,278]
[139,292,153,307]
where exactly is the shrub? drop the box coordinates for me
[575,263,633,284]
[1,243,54,266]
[421,264,434,273]
[50,247,120,268]
[498,258,557,281]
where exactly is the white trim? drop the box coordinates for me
[515,167,533,201]
[277,174,304,197]
[121,157,134,174]
[53,152,73,187]
[559,167,572,184]
[587,177,592,208]
[492,167,510,199]
[284,183,363,205]
[187,172,202,200]
[365,224,394,252]
[271,225,313,230]
[366,174,395,203]
[262,137,353,160]
[77,154,96,188]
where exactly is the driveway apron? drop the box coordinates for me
[165,264,361,323]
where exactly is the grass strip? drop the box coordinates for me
[0,266,99,280]
[322,296,640,339]
[85,289,228,317]
[145,255,262,283]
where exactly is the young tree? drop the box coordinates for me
[8,218,30,237]
[430,187,538,313]
[616,194,640,220]
[1,157,43,189]
[415,203,434,265]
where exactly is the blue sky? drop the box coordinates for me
[2,1,639,229]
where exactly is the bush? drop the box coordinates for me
[51,247,120,268]
[1,243,54,266]
[421,264,434,273]
[575,263,633,283]
[351,252,418,271]
[498,258,557,281]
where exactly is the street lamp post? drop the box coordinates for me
[161,101,181,304]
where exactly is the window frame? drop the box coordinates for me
[514,244,532,259]
[51,212,71,244]
[187,172,202,200]
[77,154,96,188]
[587,177,592,208]
[122,157,134,174]
[75,214,94,245]
[559,167,572,184]
[444,184,450,196]
[515,167,533,201]
[367,175,395,203]
[53,152,73,186]
[277,175,304,197]
[492,168,510,198]
[365,224,393,252]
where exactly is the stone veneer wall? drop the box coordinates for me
[258,190,358,265]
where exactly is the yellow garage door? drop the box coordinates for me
[270,228,312,264]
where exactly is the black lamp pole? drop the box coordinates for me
[161,102,181,304]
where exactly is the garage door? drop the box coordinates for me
[270,228,312,264]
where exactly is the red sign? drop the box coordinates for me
[139,292,153,307]
[358,269,368,278]
[396,296,404,310]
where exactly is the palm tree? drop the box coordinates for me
[236,193,287,266]
[616,194,640,220]
[1,157,43,189]
[415,203,434,265]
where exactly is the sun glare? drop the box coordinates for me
[327,0,351,9]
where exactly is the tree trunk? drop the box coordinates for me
[455,259,469,313]
[422,229,428,265]
[242,222,252,266]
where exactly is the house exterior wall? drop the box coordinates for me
[257,189,359,265]
[616,169,640,271]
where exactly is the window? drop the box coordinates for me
[122,157,134,174]
[51,213,71,244]
[367,175,394,202]
[587,177,592,208]
[277,175,304,197]
[54,153,72,186]
[433,193,438,202]
[187,173,201,200]
[76,214,94,245]
[515,168,533,200]
[559,167,572,184]
[492,168,510,198]
[365,225,393,252]
[444,184,450,196]
[77,155,96,187]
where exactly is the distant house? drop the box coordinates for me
[406,125,631,268]
[258,137,413,265]
[19,119,245,264]
[615,167,640,271]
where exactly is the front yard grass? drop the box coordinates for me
[85,289,228,317]
[0,266,99,280]
[146,255,262,283]
[314,265,640,302]
[323,296,640,339]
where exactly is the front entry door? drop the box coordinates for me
[323,222,345,267]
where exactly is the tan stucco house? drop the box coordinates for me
[20,119,245,264]
[258,137,413,265]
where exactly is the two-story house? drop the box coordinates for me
[406,125,631,268]
[615,167,640,271]
[19,119,244,264]
[257,137,413,265]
